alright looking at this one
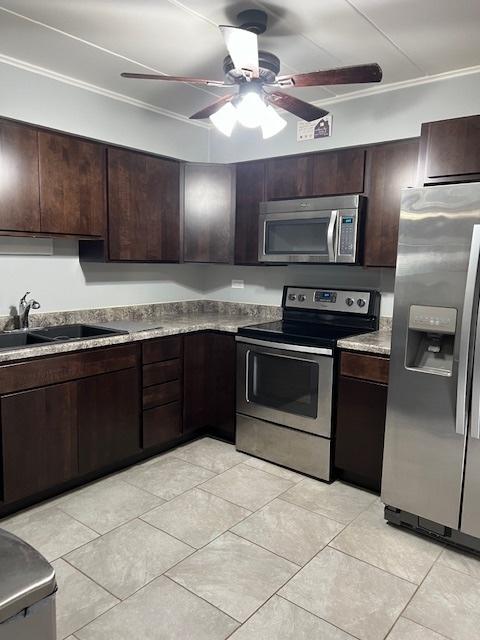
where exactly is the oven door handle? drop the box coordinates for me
[327,210,338,262]
[235,336,333,356]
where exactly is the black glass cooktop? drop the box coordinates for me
[237,320,372,349]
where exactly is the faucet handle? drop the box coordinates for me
[32,300,41,310]
[19,291,31,307]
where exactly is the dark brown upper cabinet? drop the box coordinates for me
[38,131,105,236]
[183,163,235,263]
[266,155,312,200]
[312,148,365,196]
[363,138,419,268]
[107,148,180,262]
[417,115,480,185]
[235,160,266,265]
[0,120,40,233]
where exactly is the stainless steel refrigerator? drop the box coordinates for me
[382,181,480,552]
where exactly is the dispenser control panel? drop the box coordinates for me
[408,305,457,335]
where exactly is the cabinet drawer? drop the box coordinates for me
[340,352,389,384]
[143,359,181,387]
[143,380,181,410]
[0,344,139,395]
[143,401,182,448]
[143,336,182,364]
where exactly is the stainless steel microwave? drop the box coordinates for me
[258,195,365,264]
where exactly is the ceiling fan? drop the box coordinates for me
[121,9,383,138]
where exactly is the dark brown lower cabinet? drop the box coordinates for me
[78,367,141,474]
[183,332,236,441]
[143,401,182,449]
[1,382,78,503]
[0,344,141,510]
[335,352,389,492]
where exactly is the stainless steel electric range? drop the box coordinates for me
[235,286,380,481]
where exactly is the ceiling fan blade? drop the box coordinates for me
[219,25,259,78]
[276,63,383,88]
[190,94,236,119]
[266,91,329,122]
[121,72,228,87]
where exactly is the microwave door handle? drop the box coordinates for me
[456,224,480,435]
[327,210,338,262]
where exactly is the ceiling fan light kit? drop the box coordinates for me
[121,9,383,140]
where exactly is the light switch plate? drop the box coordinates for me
[231,280,244,289]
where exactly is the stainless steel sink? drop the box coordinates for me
[0,331,52,350]
[0,324,127,351]
[29,324,128,341]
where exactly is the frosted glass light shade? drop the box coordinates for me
[209,102,237,136]
[236,92,267,128]
[260,105,287,139]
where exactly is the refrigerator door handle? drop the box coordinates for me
[456,224,480,435]
[470,303,480,439]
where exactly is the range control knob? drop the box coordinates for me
[357,298,366,308]
[287,294,296,301]
[298,294,307,302]
[345,297,354,307]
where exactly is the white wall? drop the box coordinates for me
[202,264,395,317]
[0,61,209,162]
[0,238,211,316]
[209,70,480,163]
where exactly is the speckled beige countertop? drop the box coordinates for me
[0,301,282,364]
[337,323,392,356]
[0,300,392,363]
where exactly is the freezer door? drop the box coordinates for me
[382,183,480,529]
[461,294,480,537]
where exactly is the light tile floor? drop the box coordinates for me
[1,436,479,639]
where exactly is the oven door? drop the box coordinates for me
[236,337,334,437]
[258,210,337,263]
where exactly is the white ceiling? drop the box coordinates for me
[0,0,479,123]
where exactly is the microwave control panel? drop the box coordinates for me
[285,287,371,314]
[337,212,358,262]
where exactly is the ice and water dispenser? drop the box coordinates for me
[405,305,457,376]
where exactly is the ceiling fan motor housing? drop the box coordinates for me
[223,50,280,84]
[237,9,268,34]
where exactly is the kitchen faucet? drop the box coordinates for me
[19,292,41,329]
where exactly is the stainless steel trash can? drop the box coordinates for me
[0,529,56,640]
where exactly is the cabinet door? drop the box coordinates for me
[312,148,365,196]
[183,333,236,440]
[208,333,236,441]
[38,131,105,236]
[183,333,211,434]
[235,161,266,265]
[108,148,180,261]
[419,116,480,183]
[1,382,78,503]
[183,163,235,263]
[0,120,40,233]
[78,367,141,474]
[364,139,419,267]
[335,375,387,492]
[266,155,312,199]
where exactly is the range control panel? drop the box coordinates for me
[284,287,371,314]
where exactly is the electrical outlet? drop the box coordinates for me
[231,279,245,289]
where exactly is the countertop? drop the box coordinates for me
[337,326,392,356]
[0,312,266,364]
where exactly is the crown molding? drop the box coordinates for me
[0,53,210,129]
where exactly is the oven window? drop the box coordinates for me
[248,351,319,418]
[265,218,329,255]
